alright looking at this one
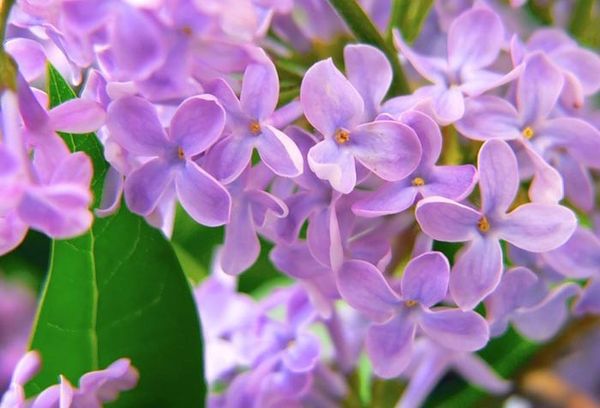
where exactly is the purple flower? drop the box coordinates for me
[456,52,600,203]
[485,267,580,341]
[337,251,489,378]
[205,55,304,183]
[416,139,577,309]
[106,94,231,226]
[300,45,422,194]
[352,110,477,217]
[386,7,522,125]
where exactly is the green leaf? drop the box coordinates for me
[327,0,410,96]
[27,65,206,407]
[387,0,434,43]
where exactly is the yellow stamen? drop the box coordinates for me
[522,126,534,139]
[182,25,193,36]
[334,129,350,144]
[249,120,261,135]
[177,146,185,160]
[405,300,418,308]
[478,216,490,233]
[412,177,425,187]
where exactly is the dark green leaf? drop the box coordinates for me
[27,65,205,407]
[388,0,434,43]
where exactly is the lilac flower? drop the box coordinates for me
[386,7,522,125]
[456,52,600,203]
[337,252,489,378]
[300,45,422,194]
[485,267,580,340]
[397,338,510,408]
[205,55,303,183]
[416,139,577,309]
[353,110,477,217]
[106,94,231,226]
[0,351,138,408]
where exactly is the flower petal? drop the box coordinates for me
[204,135,254,184]
[447,8,504,71]
[124,159,174,216]
[351,120,421,181]
[415,197,480,242]
[221,202,259,275]
[257,125,303,178]
[393,30,446,83]
[169,95,225,156]
[351,182,416,217]
[544,227,600,279]
[497,203,577,252]
[175,161,231,226]
[344,44,391,120]
[48,99,106,134]
[300,59,364,136]
[337,259,401,323]
[240,58,279,121]
[456,95,521,141]
[401,251,450,307]
[450,237,503,310]
[432,86,465,125]
[419,308,489,351]
[106,96,167,156]
[538,117,600,169]
[423,164,477,201]
[478,139,519,215]
[307,138,356,194]
[366,313,416,378]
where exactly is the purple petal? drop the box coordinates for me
[169,95,225,156]
[423,165,477,201]
[522,144,564,203]
[221,203,259,275]
[366,313,416,378]
[204,135,254,184]
[556,154,594,211]
[415,197,480,242]
[48,99,106,134]
[0,213,28,256]
[399,110,442,168]
[124,159,174,216]
[257,125,303,178]
[456,95,521,141]
[432,86,465,125]
[459,65,523,96]
[450,237,503,310]
[307,138,356,194]
[553,47,600,95]
[497,203,577,252]
[512,283,580,341]
[401,251,450,307]
[351,120,421,181]
[478,139,519,215]
[453,354,511,394]
[282,333,320,373]
[106,96,167,156]
[270,242,330,280]
[419,308,489,351]
[517,53,564,124]
[300,59,364,136]
[538,117,600,169]
[337,260,400,323]
[447,8,503,71]
[344,44,391,120]
[544,228,600,279]
[240,58,279,121]
[393,30,446,83]
[175,161,231,226]
[248,189,288,226]
[5,38,46,82]
[351,182,416,217]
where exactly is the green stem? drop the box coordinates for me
[568,0,594,40]
[328,0,410,96]
[387,0,434,44]
[0,0,17,91]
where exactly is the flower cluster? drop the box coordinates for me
[1,0,600,407]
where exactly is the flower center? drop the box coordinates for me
[405,300,418,308]
[249,120,262,135]
[177,146,185,160]
[182,25,193,36]
[334,128,350,144]
[522,126,534,139]
[412,177,425,187]
[478,216,490,233]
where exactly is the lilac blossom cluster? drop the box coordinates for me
[1,0,600,407]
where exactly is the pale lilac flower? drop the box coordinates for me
[106,94,231,226]
[456,52,600,203]
[396,338,510,408]
[300,45,422,194]
[337,252,489,378]
[205,55,303,183]
[485,267,580,340]
[416,139,576,309]
[353,110,477,217]
[386,7,522,125]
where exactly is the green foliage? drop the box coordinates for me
[388,0,434,43]
[27,65,206,407]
